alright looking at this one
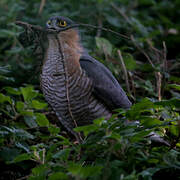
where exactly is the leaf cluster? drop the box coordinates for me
[0,0,180,179]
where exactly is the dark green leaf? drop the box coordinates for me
[48,172,68,180]
[68,162,103,178]
[13,153,31,163]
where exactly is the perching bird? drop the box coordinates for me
[20,16,132,141]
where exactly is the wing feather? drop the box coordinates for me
[80,53,132,110]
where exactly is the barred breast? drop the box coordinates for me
[40,34,111,138]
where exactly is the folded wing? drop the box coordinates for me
[80,53,132,110]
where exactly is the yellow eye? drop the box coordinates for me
[59,20,67,27]
[47,20,51,25]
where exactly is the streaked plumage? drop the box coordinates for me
[34,16,132,140]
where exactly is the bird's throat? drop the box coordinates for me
[42,31,82,77]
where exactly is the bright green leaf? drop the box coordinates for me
[35,113,49,127]
[4,87,21,95]
[20,86,38,102]
[31,100,47,110]
[168,84,180,91]
[0,93,12,104]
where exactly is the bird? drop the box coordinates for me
[35,16,132,141]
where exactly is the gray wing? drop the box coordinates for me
[80,53,132,110]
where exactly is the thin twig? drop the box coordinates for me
[117,50,131,96]
[111,2,132,25]
[130,35,154,68]
[42,148,45,164]
[146,39,161,64]
[128,71,136,100]
[16,21,130,40]
[155,72,162,101]
[96,17,103,37]
[79,23,130,40]
[38,0,46,15]
[146,39,162,54]
[162,41,167,72]
[15,21,44,32]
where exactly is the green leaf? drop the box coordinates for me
[35,113,49,127]
[0,93,12,104]
[48,125,60,135]
[48,172,68,180]
[68,162,103,178]
[140,167,160,178]
[170,125,179,137]
[4,87,21,95]
[20,110,34,116]
[2,126,34,139]
[96,37,113,56]
[31,100,47,110]
[16,101,25,112]
[15,142,30,152]
[53,148,71,161]
[16,128,34,139]
[105,132,121,141]
[13,153,31,163]
[0,75,15,83]
[155,99,180,108]
[123,53,137,70]
[130,130,151,142]
[0,147,20,162]
[24,116,38,128]
[0,29,17,38]
[93,117,105,126]
[74,124,98,137]
[20,86,38,102]
[126,98,154,119]
[140,117,162,127]
[56,135,71,145]
[168,84,180,91]
[32,164,49,176]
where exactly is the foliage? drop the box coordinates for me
[0,0,180,179]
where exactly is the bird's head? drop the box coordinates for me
[45,16,83,72]
[46,16,76,31]
[45,16,81,49]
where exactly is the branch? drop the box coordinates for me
[15,21,130,40]
[162,41,167,72]
[117,50,131,97]
[38,0,46,15]
[111,2,132,25]
[96,16,103,37]
[79,23,130,40]
[130,35,154,68]
[155,72,162,101]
